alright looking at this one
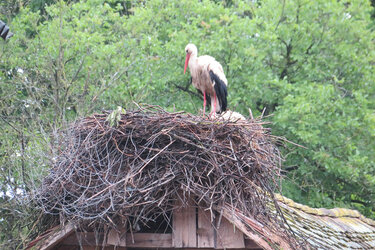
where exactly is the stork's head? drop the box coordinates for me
[184,43,197,74]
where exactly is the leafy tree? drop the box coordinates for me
[0,0,374,247]
[251,0,375,215]
[0,1,134,248]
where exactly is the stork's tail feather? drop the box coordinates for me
[209,70,228,113]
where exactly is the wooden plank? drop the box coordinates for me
[107,229,126,246]
[172,196,197,247]
[219,208,272,250]
[61,232,105,246]
[126,233,172,248]
[59,246,123,249]
[197,208,215,248]
[80,247,121,250]
[62,232,171,248]
[39,223,75,250]
[56,246,79,250]
[245,238,264,249]
[216,216,245,248]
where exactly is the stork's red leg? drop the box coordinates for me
[203,91,206,117]
[210,93,217,118]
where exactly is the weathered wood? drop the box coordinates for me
[63,232,171,248]
[219,207,272,250]
[61,232,104,246]
[216,216,245,248]
[80,247,122,250]
[39,223,75,250]
[107,229,126,246]
[126,233,172,248]
[245,238,264,249]
[56,246,79,250]
[197,208,215,248]
[172,196,197,247]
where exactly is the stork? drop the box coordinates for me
[184,44,228,117]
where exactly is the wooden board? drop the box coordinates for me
[197,208,215,247]
[61,232,104,246]
[172,196,197,247]
[107,229,126,246]
[216,216,245,248]
[64,232,171,248]
[245,238,264,249]
[39,223,75,250]
[80,247,124,250]
[56,246,80,250]
[127,233,172,248]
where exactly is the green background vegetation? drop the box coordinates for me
[1,0,375,248]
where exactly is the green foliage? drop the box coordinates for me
[253,0,375,217]
[106,106,126,127]
[0,0,374,247]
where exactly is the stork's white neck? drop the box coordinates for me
[188,52,198,70]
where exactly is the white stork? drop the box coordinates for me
[184,44,228,117]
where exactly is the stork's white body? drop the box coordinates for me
[184,44,228,116]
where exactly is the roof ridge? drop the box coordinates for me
[275,194,375,226]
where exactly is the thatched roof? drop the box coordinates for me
[276,195,375,249]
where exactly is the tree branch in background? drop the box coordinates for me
[172,79,203,100]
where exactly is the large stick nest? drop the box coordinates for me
[37,105,296,246]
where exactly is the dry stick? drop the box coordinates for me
[270,135,308,149]
[86,139,175,202]
[36,105,301,249]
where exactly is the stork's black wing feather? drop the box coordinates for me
[209,70,227,112]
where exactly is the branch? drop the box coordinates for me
[0,115,20,133]
[351,199,369,206]
[275,0,286,31]
[283,165,300,172]
[305,42,314,55]
[172,80,202,100]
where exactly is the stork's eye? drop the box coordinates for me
[186,49,188,53]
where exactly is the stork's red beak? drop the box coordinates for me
[184,53,190,74]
